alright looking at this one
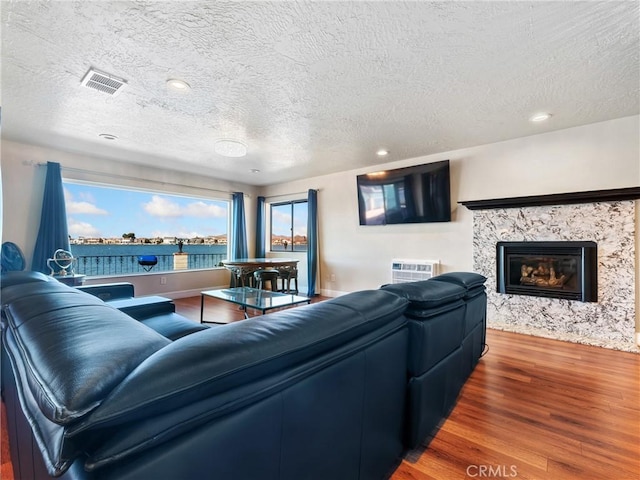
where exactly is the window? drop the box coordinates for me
[270,200,308,252]
[63,181,229,276]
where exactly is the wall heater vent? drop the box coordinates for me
[391,259,439,284]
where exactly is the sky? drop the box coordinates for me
[270,201,308,238]
[63,182,229,239]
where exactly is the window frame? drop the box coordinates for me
[62,179,231,276]
[269,199,308,253]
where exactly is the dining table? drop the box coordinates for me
[221,258,299,287]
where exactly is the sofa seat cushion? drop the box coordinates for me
[2,282,171,425]
[107,295,174,319]
[70,290,409,433]
[381,280,465,309]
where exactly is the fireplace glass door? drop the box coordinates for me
[496,241,597,302]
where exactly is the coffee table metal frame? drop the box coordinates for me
[200,286,311,322]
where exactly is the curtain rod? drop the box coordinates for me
[36,163,250,197]
[264,189,319,201]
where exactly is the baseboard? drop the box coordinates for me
[320,288,350,298]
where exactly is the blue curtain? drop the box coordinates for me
[306,189,318,296]
[32,162,70,273]
[231,192,248,260]
[255,196,266,258]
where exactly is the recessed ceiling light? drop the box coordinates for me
[98,133,118,140]
[166,78,191,91]
[214,140,247,157]
[377,149,389,156]
[529,112,552,122]
[250,168,261,174]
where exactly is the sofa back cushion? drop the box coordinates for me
[1,278,72,307]
[380,280,465,315]
[72,290,409,432]
[0,270,53,287]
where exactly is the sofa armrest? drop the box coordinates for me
[78,282,135,301]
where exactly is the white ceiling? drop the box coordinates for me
[1,1,638,186]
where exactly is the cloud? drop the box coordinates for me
[184,201,227,218]
[67,201,108,215]
[293,215,307,237]
[64,188,108,215]
[151,230,209,239]
[272,210,292,224]
[143,196,183,217]
[78,191,97,203]
[68,218,101,237]
[143,196,227,218]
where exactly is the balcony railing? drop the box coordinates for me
[75,253,226,277]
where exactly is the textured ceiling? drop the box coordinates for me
[1,1,639,186]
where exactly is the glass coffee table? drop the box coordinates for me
[200,287,311,322]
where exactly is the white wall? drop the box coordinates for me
[260,116,640,308]
[0,140,257,297]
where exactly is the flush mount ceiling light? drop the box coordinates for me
[166,78,191,91]
[98,133,118,140]
[529,112,552,122]
[376,149,389,156]
[214,140,247,157]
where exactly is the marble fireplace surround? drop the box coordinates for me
[461,188,640,352]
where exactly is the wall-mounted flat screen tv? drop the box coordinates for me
[357,159,451,225]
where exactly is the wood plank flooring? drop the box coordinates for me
[176,295,640,479]
[390,329,640,480]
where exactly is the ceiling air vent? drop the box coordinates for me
[81,68,127,96]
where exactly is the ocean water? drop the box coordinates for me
[69,244,228,276]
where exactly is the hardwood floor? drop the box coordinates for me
[2,296,638,479]
[390,330,640,480]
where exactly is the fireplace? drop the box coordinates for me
[496,241,597,302]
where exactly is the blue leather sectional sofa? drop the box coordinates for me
[1,270,486,480]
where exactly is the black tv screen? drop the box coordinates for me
[357,160,451,225]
